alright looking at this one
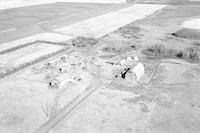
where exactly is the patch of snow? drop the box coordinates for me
[120,59,127,66]
[0,0,127,10]
[39,33,74,43]
[181,18,200,30]
[133,56,139,61]
[131,62,145,81]
[127,56,133,61]
[55,4,166,38]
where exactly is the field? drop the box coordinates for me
[47,3,200,133]
[0,42,65,78]
[127,0,200,4]
[0,0,127,10]
[0,2,200,133]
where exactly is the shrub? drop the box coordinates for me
[184,48,200,62]
[143,45,168,57]
[172,28,200,40]
[72,37,99,48]
[143,45,200,63]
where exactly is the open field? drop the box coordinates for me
[0,49,95,133]
[0,2,200,133]
[0,42,66,78]
[0,43,63,66]
[127,0,200,4]
[46,3,200,133]
[0,0,127,10]
[0,2,129,44]
[54,4,166,38]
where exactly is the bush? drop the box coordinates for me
[142,44,200,63]
[143,45,176,58]
[185,48,200,62]
[72,37,99,48]
[172,28,200,40]
[102,47,117,53]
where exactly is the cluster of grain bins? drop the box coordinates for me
[117,56,145,81]
[34,53,93,90]
[99,56,145,83]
